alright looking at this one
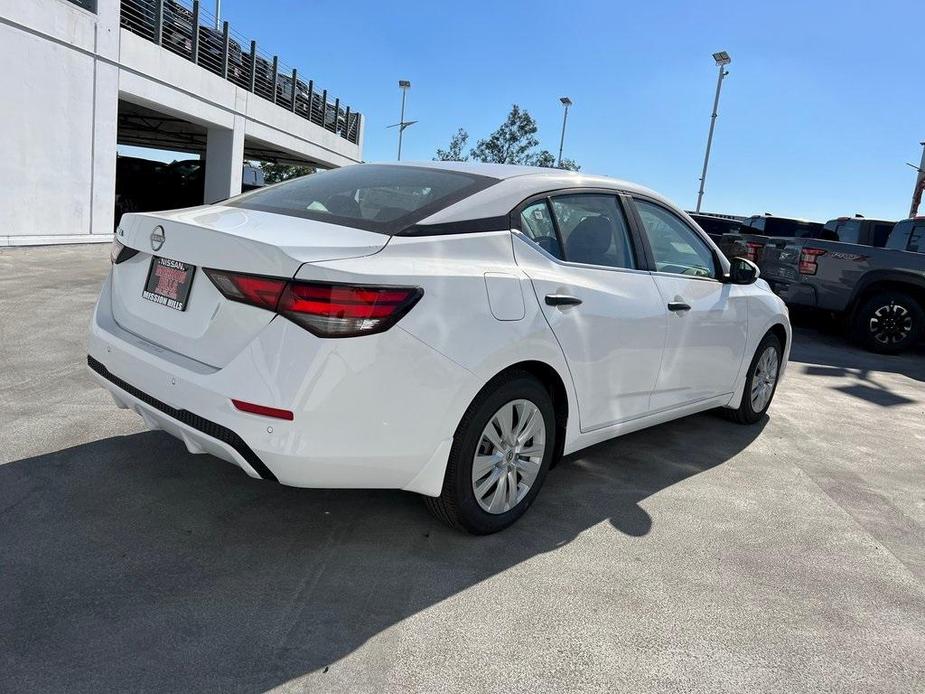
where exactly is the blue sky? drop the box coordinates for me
[127,0,924,221]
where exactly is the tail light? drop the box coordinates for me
[744,241,763,263]
[110,238,139,264]
[203,269,287,311]
[204,268,423,338]
[799,247,826,275]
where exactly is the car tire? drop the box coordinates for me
[425,371,556,534]
[724,333,783,425]
[852,291,924,355]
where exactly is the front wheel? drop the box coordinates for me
[852,291,924,355]
[725,333,783,425]
[425,372,556,534]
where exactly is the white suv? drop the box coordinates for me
[89,162,790,533]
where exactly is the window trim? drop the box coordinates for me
[627,195,728,282]
[510,188,648,273]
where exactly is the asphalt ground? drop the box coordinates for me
[1,243,923,693]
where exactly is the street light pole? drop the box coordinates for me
[397,82,409,160]
[908,141,925,218]
[557,97,572,168]
[387,81,417,161]
[214,0,221,31]
[695,51,731,213]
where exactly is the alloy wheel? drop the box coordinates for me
[750,346,779,412]
[869,302,912,345]
[471,399,546,514]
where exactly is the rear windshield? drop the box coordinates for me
[830,219,860,244]
[226,164,497,234]
[745,217,827,238]
[886,220,917,251]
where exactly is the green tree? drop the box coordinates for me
[434,129,470,161]
[470,105,539,165]
[438,105,579,171]
[258,162,316,184]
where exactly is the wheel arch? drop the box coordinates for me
[482,360,570,465]
[768,322,788,353]
[847,272,925,318]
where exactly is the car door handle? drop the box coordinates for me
[667,301,691,312]
[545,294,582,307]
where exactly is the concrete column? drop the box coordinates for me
[90,60,119,235]
[204,116,245,203]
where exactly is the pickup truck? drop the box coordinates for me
[688,212,749,257]
[708,214,832,264]
[820,216,895,247]
[761,217,925,353]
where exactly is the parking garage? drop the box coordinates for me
[0,0,364,246]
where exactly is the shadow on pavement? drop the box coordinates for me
[789,326,925,385]
[1,412,765,692]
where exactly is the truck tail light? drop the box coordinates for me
[799,247,826,275]
[745,241,763,263]
[204,269,422,338]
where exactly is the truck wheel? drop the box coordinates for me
[853,291,924,354]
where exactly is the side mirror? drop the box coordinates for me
[728,257,760,284]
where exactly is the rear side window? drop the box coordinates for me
[550,195,636,269]
[226,164,497,234]
[520,201,562,259]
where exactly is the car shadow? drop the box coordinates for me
[0,412,766,692]
[789,326,925,385]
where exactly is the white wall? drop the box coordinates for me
[0,0,363,246]
[0,0,115,244]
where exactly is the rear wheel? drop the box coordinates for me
[852,291,924,354]
[725,333,782,425]
[425,372,556,534]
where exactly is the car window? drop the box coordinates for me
[871,223,893,247]
[549,195,636,269]
[635,200,717,279]
[909,224,924,253]
[886,220,912,250]
[834,220,860,244]
[227,164,497,235]
[519,200,562,259]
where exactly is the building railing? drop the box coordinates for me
[120,0,361,145]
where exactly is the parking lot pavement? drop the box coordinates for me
[1,244,923,694]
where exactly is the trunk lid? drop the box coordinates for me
[111,206,389,367]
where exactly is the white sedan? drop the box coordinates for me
[89,162,790,533]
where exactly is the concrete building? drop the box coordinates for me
[0,0,364,246]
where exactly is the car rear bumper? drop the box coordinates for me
[88,272,480,495]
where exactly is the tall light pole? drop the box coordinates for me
[557,97,572,168]
[907,141,925,218]
[695,51,731,213]
[387,80,417,161]
[214,0,221,30]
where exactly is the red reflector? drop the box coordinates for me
[204,269,287,310]
[231,399,294,420]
